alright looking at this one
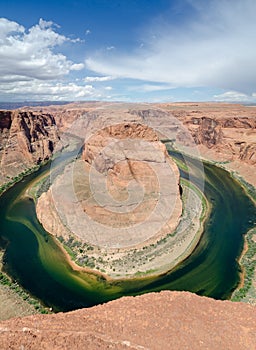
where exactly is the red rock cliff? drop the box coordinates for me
[0,110,59,184]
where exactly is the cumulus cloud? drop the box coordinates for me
[86,0,256,94]
[0,17,84,82]
[0,17,25,38]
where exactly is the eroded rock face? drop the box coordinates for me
[0,110,59,184]
[79,122,182,246]
[153,103,256,166]
[22,101,256,169]
[185,115,256,164]
[0,291,255,350]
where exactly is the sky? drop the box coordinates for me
[0,0,256,103]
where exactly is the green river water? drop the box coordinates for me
[0,152,255,312]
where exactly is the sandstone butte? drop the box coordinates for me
[36,122,182,251]
[0,291,255,350]
[0,102,256,349]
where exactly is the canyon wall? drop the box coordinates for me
[0,110,59,185]
[182,115,256,164]
[1,102,255,188]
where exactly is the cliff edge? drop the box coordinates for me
[0,291,255,350]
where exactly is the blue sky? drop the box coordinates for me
[0,0,256,102]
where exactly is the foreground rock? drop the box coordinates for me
[0,291,255,350]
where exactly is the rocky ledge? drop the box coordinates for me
[0,291,255,350]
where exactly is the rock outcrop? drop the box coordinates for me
[0,110,59,184]
[80,122,182,245]
[0,291,255,350]
[153,103,255,166]
[183,115,256,164]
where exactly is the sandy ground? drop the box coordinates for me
[0,284,38,321]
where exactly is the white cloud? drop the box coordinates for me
[0,79,100,101]
[86,0,256,94]
[70,63,85,71]
[0,17,84,82]
[0,17,25,39]
[84,76,115,82]
[130,84,174,92]
[213,91,253,102]
[85,29,91,35]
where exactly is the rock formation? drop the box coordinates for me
[0,110,59,184]
[36,120,184,277]
[12,101,255,186]
[0,291,255,350]
[80,122,182,242]
[183,114,256,164]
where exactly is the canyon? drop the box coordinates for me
[0,102,255,349]
[1,102,255,187]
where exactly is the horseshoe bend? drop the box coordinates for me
[2,2,256,347]
[35,112,206,279]
[0,102,256,285]
[0,102,255,348]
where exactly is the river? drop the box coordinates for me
[0,152,255,312]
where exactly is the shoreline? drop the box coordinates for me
[53,235,112,281]
[0,251,49,320]
[235,239,248,291]
[170,146,256,300]
[226,168,256,300]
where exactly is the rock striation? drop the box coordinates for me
[21,102,256,184]
[0,110,59,184]
[0,291,255,350]
[184,115,256,164]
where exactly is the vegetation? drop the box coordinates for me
[57,235,97,268]
[0,269,50,314]
[232,174,256,203]
[231,228,256,303]
[55,178,207,278]
[0,165,40,195]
